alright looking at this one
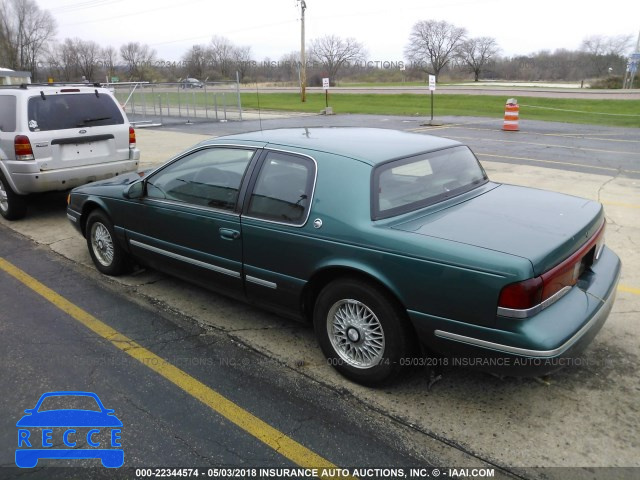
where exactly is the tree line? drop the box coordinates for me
[0,0,634,86]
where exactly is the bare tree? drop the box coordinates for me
[119,41,156,80]
[459,36,500,81]
[581,34,633,57]
[42,38,79,81]
[309,35,366,83]
[101,45,118,81]
[232,45,252,82]
[0,0,56,76]
[208,35,235,78]
[75,38,100,80]
[580,34,633,76]
[405,20,466,77]
[182,44,207,79]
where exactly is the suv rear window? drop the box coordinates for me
[0,95,17,132]
[27,93,124,132]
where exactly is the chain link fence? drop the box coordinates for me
[110,80,243,127]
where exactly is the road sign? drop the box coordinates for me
[322,78,330,90]
[428,75,436,91]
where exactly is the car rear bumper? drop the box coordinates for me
[410,246,621,375]
[7,159,139,194]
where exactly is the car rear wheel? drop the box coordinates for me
[0,172,27,220]
[86,210,130,276]
[313,278,415,386]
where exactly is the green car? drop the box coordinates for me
[67,128,621,385]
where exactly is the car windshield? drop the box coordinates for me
[37,395,101,412]
[28,93,124,131]
[373,145,488,219]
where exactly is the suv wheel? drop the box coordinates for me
[0,171,27,220]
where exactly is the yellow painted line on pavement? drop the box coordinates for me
[476,152,640,175]
[618,285,640,296]
[0,257,351,478]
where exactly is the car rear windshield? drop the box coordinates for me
[372,145,488,220]
[27,92,124,132]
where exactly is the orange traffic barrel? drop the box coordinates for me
[503,98,519,131]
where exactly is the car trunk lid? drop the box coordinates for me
[392,184,604,275]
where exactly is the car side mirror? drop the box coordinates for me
[124,180,144,199]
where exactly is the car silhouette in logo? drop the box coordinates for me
[16,391,123,468]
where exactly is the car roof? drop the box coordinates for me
[206,127,461,166]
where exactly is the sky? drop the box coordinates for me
[36,0,640,63]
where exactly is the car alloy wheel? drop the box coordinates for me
[90,221,115,267]
[314,277,416,386]
[85,210,130,276]
[326,299,385,369]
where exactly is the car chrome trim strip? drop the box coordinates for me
[245,275,277,289]
[129,239,240,278]
[436,283,617,358]
[497,286,572,319]
[144,198,241,217]
[66,213,77,223]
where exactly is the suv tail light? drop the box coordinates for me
[498,221,605,318]
[14,135,35,161]
[129,126,136,150]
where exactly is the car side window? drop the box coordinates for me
[146,147,255,211]
[246,151,315,225]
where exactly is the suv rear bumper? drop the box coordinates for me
[6,159,139,194]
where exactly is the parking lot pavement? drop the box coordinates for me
[1,116,639,475]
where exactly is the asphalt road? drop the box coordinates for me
[0,226,477,478]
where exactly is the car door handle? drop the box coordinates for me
[219,228,240,240]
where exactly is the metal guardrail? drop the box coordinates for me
[110,80,243,127]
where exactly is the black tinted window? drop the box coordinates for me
[0,95,16,132]
[247,152,315,225]
[27,92,124,131]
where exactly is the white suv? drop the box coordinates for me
[0,83,140,220]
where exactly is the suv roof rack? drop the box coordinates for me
[0,82,104,89]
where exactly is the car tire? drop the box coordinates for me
[86,210,130,276]
[0,171,27,220]
[313,277,416,386]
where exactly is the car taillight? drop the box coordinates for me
[129,126,136,149]
[14,135,35,161]
[498,221,605,317]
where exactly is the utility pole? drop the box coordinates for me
[299,1,307,102]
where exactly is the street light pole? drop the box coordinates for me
[299,1,307,102]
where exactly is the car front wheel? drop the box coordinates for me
[86,210,130,275]
[313,278,415,386]
[0,172,27,220]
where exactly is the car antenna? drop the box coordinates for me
[256,82,262,132]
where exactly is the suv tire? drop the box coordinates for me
[0,171,27,220]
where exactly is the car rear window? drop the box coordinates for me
[27,92,124,132]
[372,145,488,219]
[0,95,17,132]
